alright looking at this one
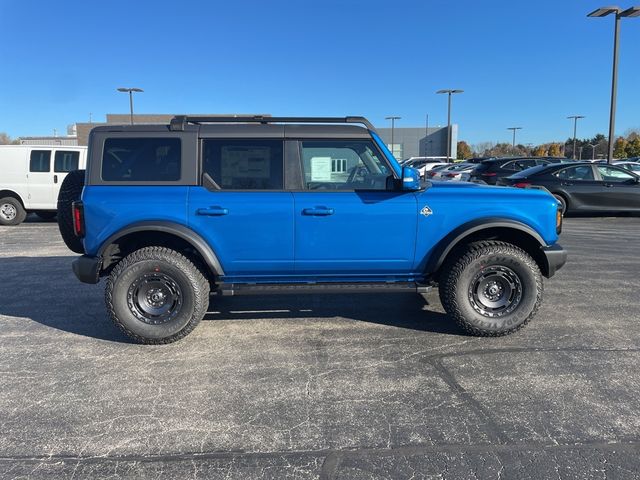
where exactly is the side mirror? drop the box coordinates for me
[401,166,422,191]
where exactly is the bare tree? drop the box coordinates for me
[0,132,19,145]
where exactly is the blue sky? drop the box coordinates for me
[1,0,639,146]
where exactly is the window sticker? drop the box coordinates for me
[310,157,332,181]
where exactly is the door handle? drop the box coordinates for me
[561,182,573,186]
[54,175,58,184]
[302,207,334,216]
[196,206,229,216]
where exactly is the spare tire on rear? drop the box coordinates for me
[57,169,85,254]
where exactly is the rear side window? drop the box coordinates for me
[554,165,594,181]
[30,150,51,172]
[202,139,284,190]
[102,138,181,181]
[54,151,79,172]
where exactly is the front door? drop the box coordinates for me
[26,149,54,208]
[188,138,294,279]
[293,139,418,278]
[595,165,640,210]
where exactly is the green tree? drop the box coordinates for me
[457,141,472,160]
[613,137,628,159]
[625,137,640,158]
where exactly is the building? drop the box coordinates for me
[376,125,458,160]
[23,115,458,160]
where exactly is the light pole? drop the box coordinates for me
[588,6,640,163]
[567,115,585,159]
[588,143,598,160]
[507,127,522,152]
[385,116,401,158]
[117,87,144,125]
[424,113,429,156]
[436,89,464,162]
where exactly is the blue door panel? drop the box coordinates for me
[293,191,418,275]
[188,187,294,275]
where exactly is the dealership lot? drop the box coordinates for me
[0,216,639,478]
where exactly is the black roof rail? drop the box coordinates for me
[169,115,376,132]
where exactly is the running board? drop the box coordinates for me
[216,282,433,297]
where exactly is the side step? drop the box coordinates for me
[216,282,433,297]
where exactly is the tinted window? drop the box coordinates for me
[54,151,79,172]
[202,139,283,190]
[510,165,547,178]
[300,140,389,191]
[597,166,636,182]
[514,159,537,170]
[102,138,181,181]
[554,165,594,181]
[30,150,51,172]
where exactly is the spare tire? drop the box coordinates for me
[57,170,85,254]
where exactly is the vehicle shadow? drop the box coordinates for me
[0,256,465,343]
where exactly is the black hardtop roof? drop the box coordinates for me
[90,115,375,139]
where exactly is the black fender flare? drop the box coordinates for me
[97,221,225,276]
[424,218,547,275]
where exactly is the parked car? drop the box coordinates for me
[429,162,476,181]
[613,161,640,175]
[498,162,640,214]
[425,164,452,180]
[0,145,87,225]
[60,115,565,343]
[469,157,566,185]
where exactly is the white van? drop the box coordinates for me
[0,145,87,225]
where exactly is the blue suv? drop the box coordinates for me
[58,116,566,344]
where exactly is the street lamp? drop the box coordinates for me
[117,87,144,125]
[567,115,585,159]
[385,116,401,158]
[588,143,598,160]
[507,127,523,152]
[436,89,464,161]
[588,5,640,163]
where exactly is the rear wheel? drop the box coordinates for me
[105,247,210,344]
[0,197,27,226]
[439,241,543,336]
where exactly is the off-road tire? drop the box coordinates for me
[0,197,27,226]
[57,169,85,253]
[105,247,210,344]
[35,211,57,220]
[439,241,543,336]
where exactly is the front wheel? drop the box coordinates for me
[105,247,210,344]
[439,241,543,336]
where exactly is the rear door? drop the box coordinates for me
[52,149,81,200]
[292,139,418,277]
[26,149,54,208]
[188,137,294,278]
[595,165,640,210]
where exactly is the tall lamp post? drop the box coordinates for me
[507,127,523,152]
[385,116,401,158]
[588,143,598,160]
[436,89,463,161]
[588,6,640,164]
[117,87,144,125]
[567,115,585,159]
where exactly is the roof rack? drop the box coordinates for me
[169,115,376,132]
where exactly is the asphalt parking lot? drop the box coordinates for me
[1,216,639,479]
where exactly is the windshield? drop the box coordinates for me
[370,131,401,177]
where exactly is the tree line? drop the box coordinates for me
[457,129,640,160]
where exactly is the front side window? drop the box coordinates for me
[30,150,51,172]
[202,139,283,190]
[597,166,636,182]
[554,165,594,181]
[54,151,79,172]
[102,138,181,182]
[300,140,389,190]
